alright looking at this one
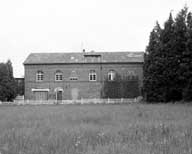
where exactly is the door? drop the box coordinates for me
[57,91,62,100]
[34,91,48,100]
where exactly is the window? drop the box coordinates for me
[89,70,96,81]
[70,70,78,81]
[55,71,63,81]
[108,70,116,81]
[70,77,78,81]
[127,71,137,80]
[36,71,44,81]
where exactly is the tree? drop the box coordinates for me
[0,60,16,101]
[143,22,163,102]
[183,12,192,101]
[0,63,9,101]
[159,13,180,102]
[172,7,188,100]
[144,6,192,102]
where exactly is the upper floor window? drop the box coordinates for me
[70,77,78,81]
[55,71,63,81]
[89,70,96,81]
[70,70,78,81]
[36,71,44,81]
[108,70,116,81]
[127,70,137,80]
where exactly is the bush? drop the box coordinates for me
[102,75,140,98]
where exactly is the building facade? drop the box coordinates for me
[24,51,144,100]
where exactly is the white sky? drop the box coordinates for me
[0,0,191,77]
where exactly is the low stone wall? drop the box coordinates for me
[0,98,142,105]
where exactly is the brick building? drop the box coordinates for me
[23,51,144,100]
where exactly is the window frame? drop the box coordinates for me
[69,70,78,81]
[70,77,78,81]
[36,71,44,82]
[108,70,116,81]
[89,70,97,81]
[55,71,63,81]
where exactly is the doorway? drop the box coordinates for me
[55,87,64,101]
[56,90,62,100]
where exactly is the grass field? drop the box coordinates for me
[0,103,192,154]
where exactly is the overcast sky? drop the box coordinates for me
[0,0,191,77]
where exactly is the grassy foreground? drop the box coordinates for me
[0,103,192,154]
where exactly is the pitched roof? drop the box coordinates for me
[24,51,144,64]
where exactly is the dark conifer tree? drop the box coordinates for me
[183,11,192,101]
[159,13,178,102]
[143,22,162,102]
[172,7,188,100]
[144,7,192,102]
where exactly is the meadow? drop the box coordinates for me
[0,103,192,154]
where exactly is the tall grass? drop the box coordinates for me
[0,104,192,154]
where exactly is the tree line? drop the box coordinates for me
[143,6,192,102]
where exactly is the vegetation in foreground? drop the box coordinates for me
[0,104,192,154]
